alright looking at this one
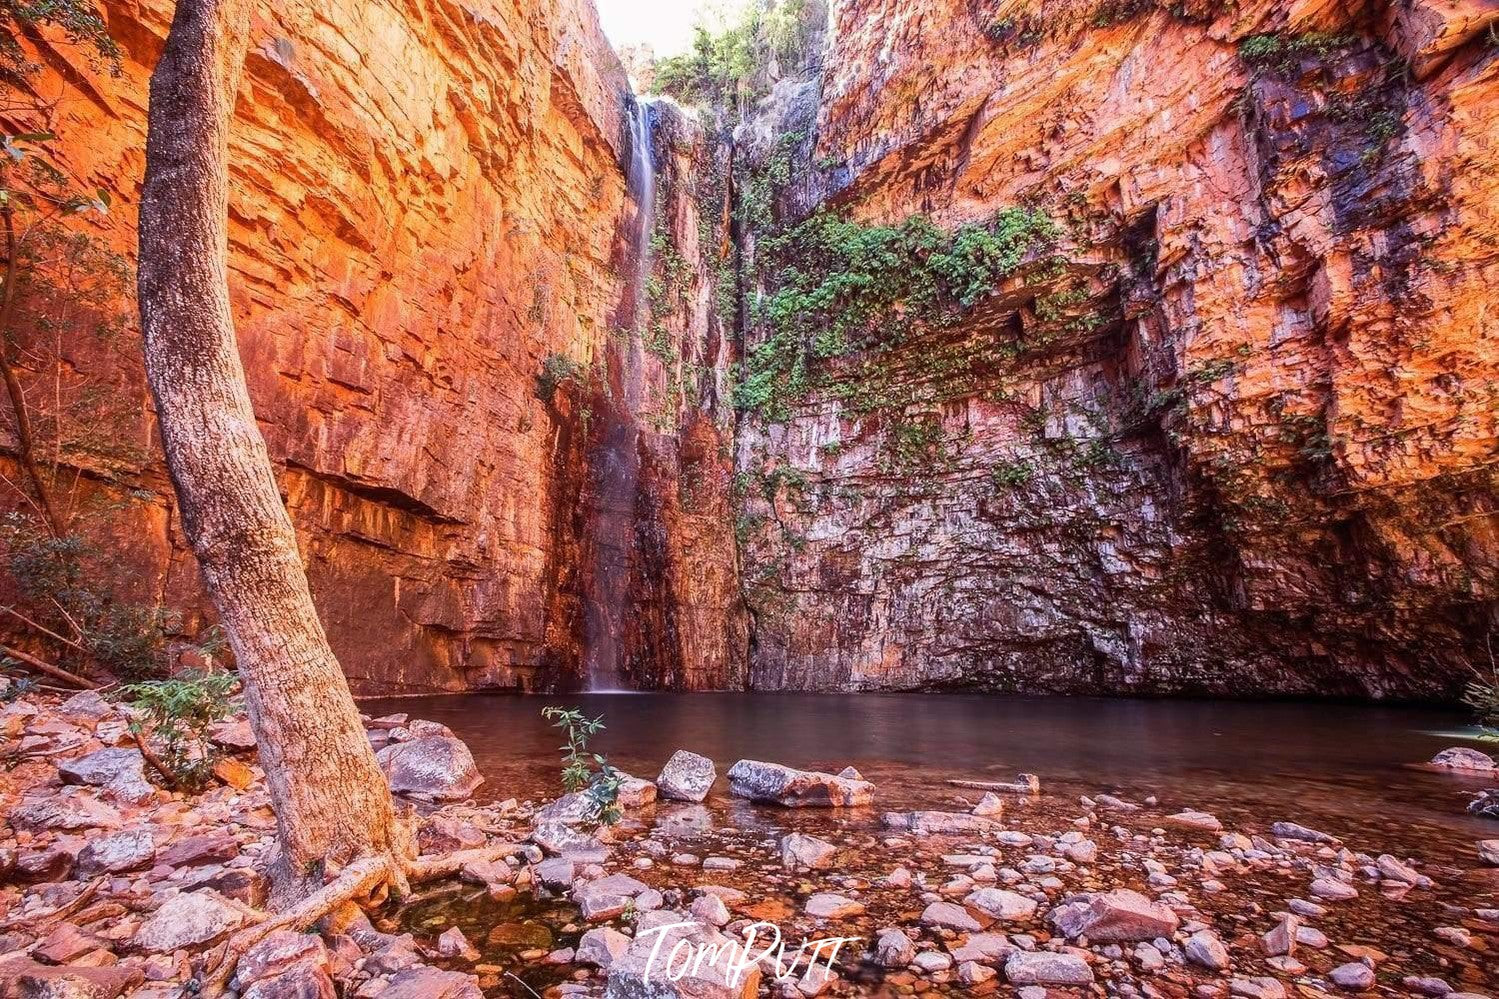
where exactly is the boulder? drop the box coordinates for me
[617,775,657,810]
[11,790,121,831]
[14,847,74,884]
[240,962,336,999]
[1479,839,1499,866]
[57,748,157,804]
[1004,951,1094,985]
[57,690,113,722]
[77,828,155,876]
[949,932,1015,964]
[1375,854,1431,886]
[159,831,240,868]
[1310,877,1359,901]
[534,858,577,889]
[381,967,485,999]
[656,750,716,802]
[1231,978,1288,999]
[1430,747,1495,772]
[376,734,482,801]
[576,927,630,968]
[964,888,1037,921]
[874,928,915,967]
[920,900,985,932]
[1262,914,1299,956]
[1330,962,1376,991]
[1166,810,1223,832]
[972,792,1004,817]
[1049,888,1180,942]
[10,962,144,999]
[605,919,760,999]
[34,923,106,964]
[236,929,330,989]
[804,893,864,919]
[727,759,873,806]
[881,810,1002,835]
[1185,930,1230,970]
[209,718,258,752]
[437,927,479,962]
[133,890,244,953]
[780,832,837,870]
[1271,821,1337,844]
[1471,790,1499,819]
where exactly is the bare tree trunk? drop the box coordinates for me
[136,0,411,907]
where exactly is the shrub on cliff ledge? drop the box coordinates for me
[734,206,1060,420]
[536,352,586,403]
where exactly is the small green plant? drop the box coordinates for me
[536,352,586,402]
[1,0,121,74]
[1238,31,1356,72]
[990,459,1033,489]
[541,706,622,825]
[121,670,238,790]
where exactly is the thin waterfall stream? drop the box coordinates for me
[582,96,655,693]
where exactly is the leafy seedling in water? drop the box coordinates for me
[542,705,623,825]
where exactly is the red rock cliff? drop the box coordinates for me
[729,0,1498,697]
[0,0,746,692]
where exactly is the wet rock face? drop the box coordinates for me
[731,0,1499,698]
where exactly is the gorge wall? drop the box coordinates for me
[0,0,1494,699]
[729,0,1499,698]
[0,0,745,693]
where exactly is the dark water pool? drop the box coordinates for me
[362,692,1497,865]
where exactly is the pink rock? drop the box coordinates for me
[1049,888,1180,942]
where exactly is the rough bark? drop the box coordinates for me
[136,0,411,907]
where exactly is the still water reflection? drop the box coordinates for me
[362,693,1496,864]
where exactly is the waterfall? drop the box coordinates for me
[582,96,655,693]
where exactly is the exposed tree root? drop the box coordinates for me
[198,843,529,997]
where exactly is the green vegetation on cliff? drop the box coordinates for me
[650,0,823,114]
[733,207,1061,420]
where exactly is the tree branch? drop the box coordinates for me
[0,199,62,535]
[0,640,96,688]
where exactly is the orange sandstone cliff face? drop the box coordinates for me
[731,0,1498,697]
[0,0,745,692]
[2,0,1493,699]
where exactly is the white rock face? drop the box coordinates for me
[656,750,717,802]
[1430,747,1495,772]
[376,734,483,801]
[1005,951,1095,985]
[133,891,245,953]
[726,760,873,806]
[78,828,155,876]
[58,748,157,804]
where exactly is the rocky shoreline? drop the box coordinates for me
[1,690,1496,998]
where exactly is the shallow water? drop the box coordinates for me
[365,692,1496,863]
[367,693,1499,997]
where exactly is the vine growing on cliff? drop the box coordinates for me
[733,206,1061,420]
